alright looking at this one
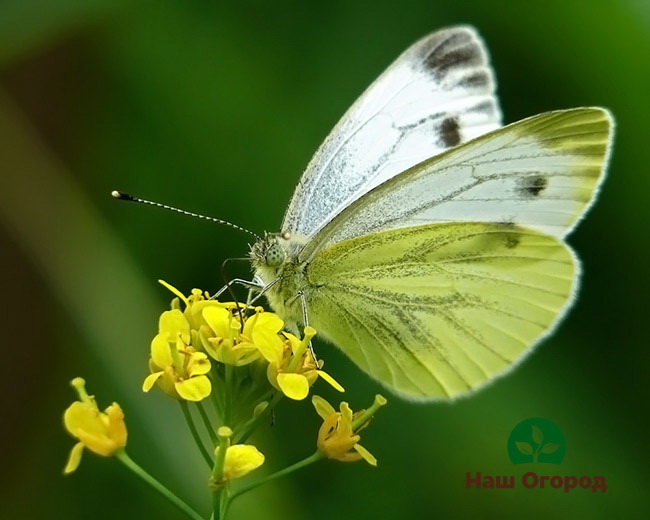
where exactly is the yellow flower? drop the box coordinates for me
[312,394,387,465]
[201,305,284,366]
[211,427,265,485]
[143,309,212,401]
[159,280,286,367]
[221,444,265,480]
[154,281,344,400]
[63,378,127,474]
[263,327,344,400]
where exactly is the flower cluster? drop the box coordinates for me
[62,280,387,520]
[142,281,343,402]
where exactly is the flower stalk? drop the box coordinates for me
[117,451,204,520]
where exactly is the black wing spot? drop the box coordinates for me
[496,222,520,249]
[469,100,497,115]
[504,233,521,249]
[438,117,461,148]
[426,46,476,78]
[424,32,482,79]
[516,175,548,198]
[456,70,489,90]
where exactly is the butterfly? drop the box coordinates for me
[248,26,614,400]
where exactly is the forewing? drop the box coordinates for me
[282,26,501,239]
[302,108,613,259]
[307,222,576,399]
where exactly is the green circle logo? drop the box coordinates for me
[507,418,566,464]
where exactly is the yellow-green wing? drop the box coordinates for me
[307,222,576,400]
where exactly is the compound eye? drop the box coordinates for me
[265,244,285,267]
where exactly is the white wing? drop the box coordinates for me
[301,108,614,260]
[282,26,502,240]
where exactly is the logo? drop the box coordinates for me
[464,417,607,493]
[507,417,565,464]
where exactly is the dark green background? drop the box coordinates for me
[1,1,647,519]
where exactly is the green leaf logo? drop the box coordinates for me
[541,443,560,454]
[507,418,566,464]
[516,442,533,455]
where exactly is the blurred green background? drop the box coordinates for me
[1,1,648,518]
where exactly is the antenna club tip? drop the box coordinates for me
[112,190,134,201]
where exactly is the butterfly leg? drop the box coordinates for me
[212,276,284,311]
[242,276,281,308]
[211,278,263,300]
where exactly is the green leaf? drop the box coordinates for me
[531,425,543,445]
[541,442,560,454]
[516,441,534,455]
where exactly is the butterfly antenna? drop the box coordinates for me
[111,190,261,240]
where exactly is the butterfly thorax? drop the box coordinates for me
[250,233,307,330]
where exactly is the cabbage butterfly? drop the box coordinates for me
[249,26,613,400]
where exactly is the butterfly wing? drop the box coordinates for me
[301,108,613,260]
[307,222,575,399]
[282,26,502,240]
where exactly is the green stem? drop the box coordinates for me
[224,364,233,425]
[211,428,232,520]
[208,373,224,422]
[197,401,218,444]
[230,451,323,502]
[212,487,221,520]
[219,483,231,519]
[235,391,283,444]
[351,394,387,430]
[179,401,213,468]
[116,451,204,520]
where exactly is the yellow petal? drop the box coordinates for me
[150,333,173,368]
[198,327,220,359]
[340,402,354,426]
[277,373,309,400]
[202,306,231,339]
[244,310,283,338]
[353,443,377,466]
[223,444,265,479]
[142,371,163,392]
[156,371,180,399]
[253,330,285,357]
[230,342,262,366]
[64,402,105,437]
[175,376,211,401]
[187,352,211,376]
[316,370,345,392]
[74,429,119,456]
[336,451,363,463]
[253,336,283,364]
[158,280,189,306]
[159,309,191,344]
[312,395,336,420]
[106,403,127,448]
[64,442,85,474]
[190,299,222,326]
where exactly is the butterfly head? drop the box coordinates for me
[263,240,286,267]
[250,232,290,276]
